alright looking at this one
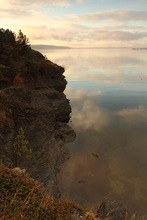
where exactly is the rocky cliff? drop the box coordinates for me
[0,29,75,197]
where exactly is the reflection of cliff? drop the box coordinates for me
[0,40,75,197]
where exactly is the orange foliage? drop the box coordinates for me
[13,74,24,86]
[0,111,7,127]
[0,91,10,104]
[0,111,12,128]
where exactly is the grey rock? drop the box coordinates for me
[0,49,75,197]
[96,198,128,220]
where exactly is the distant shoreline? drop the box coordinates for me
[32,45,132,50]
[31,44,71,50]
[132,48,147,50]
[32,45,147,50]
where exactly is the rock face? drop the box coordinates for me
[0,48,76,197]
[96,198,128,220]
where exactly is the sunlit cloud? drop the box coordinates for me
[0,0,147,47]
[71,10,147,22]
[0,0,86,8]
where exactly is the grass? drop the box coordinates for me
[131,215,147,220]
[0,163,96,220]
[0,163,147,219]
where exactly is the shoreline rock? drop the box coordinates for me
[96,198,128,220]
[0,45,76,197]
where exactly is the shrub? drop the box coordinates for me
[0,164,85,219]
[13,128,32,166]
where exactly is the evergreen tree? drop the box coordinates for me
[16,30,30,54]
[0,28,16,57]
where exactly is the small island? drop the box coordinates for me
[132,48,147,50]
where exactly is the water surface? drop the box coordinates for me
[43,48,147,215]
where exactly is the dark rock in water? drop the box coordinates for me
[78,180,86,184]
[96,198,128,220]
[0,46,76,197]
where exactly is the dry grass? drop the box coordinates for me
[84,210,97,220]
[0,164,86,220]
[131,214,147,220]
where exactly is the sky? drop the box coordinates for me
[0,0,147,48]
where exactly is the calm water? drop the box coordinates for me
[42,49,147,215]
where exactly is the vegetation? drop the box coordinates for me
[1,165,146,220]
[0,28,59,87]
[0,28,30,57]
[13,128,32,166]
[16,29,31,54]
[0,28,32,86]
[0,163,95,220]
[131,215,147,220]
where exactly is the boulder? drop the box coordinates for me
[96,198,128,220]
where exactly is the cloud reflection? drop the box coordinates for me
[55,49,147,215]
[117,105,147,124]
[72,99,110,131]
[59,85,147,214]
[66,86,102,99]
[44,49,147,87]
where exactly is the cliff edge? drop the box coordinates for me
[0,28,75,197]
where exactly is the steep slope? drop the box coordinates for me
[0,29,75,196]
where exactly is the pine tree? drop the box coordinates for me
[16,30,30,54]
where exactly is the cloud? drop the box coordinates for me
[66,87,102,99]
[0,0,147,47]
[98,30,147,41]
[72,99,111,131]
[1,20,147,46]
[26,25,147,44]
[67,90,147,132]
[0,0,86,8]
[117,106,147,124]
[72,10,147,22]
